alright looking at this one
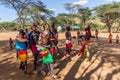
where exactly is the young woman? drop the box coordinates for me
[15,31,28,73]
[40,23,59,78]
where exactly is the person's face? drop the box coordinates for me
[45,24,50,30]
[32,27,36,31]
[66,24,70,27]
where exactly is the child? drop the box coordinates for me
[78,41,90,62]
[15,32,28,73]
[9,38,13,49]
[64,40,73,61]
[116,34,119,44]
[95,29,99,39]
[109,33,112,43]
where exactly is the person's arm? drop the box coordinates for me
[16,37,27,42]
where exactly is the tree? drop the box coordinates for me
[94,3,120,32]
[0,0,35,29]
[64,3,81,25]
[56,13,74,25]
[115,18,120,32]
[78,7,91,27]
[0,0,48,29]
[26,1,54,23]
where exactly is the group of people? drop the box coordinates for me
[109,33,119,43]
[12,22,92,78]
[14,22,60,78]
[9,22,119,79]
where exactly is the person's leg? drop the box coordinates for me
[10,43,12,49]
[49,63,58,78]
[50,63,54,75]
[67,48,72,61]
[64,49,67,58]
[97,34,98,39]
[24,60,28,73]
[33,54,38,71]
[25,60,27,70]
[117,40,118,43]
[16,50,19,59]
[19,62,23,70]
[41,64,46,75]
[86,52,90,62]
[80,52,85,60]
[110,39,112,43]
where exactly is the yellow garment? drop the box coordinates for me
[109,35,112,39]
[84,45,89,53]
[19,54,27,62]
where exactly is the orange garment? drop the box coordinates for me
[19,50,27,62]
[109,35,112,43]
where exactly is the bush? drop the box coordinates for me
[91,23,105,30]
[0,22,21,31]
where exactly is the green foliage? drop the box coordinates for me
[78,7,91,24]
[0,22,20,30]
[91,23,105,30]
[26,1,54,22]
[48,13,73,26]
[0,0,53,29]
[94,2,120,32]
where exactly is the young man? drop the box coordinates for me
[28,23,40,73]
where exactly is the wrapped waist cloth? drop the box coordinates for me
[18,50,27,62]
[30,44,38,54]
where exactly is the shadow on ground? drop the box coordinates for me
[0,36,120,80]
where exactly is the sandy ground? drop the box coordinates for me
[0,31,120,80]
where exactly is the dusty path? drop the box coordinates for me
[0,32,120,80]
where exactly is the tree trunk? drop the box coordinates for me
[116,22,120,32]
[17,12,25,29]
[107,24,112,32]
[83,19,86,29]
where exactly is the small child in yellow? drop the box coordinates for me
[109,33,113,43]
[78,41,90,62]
[116,34,119,44]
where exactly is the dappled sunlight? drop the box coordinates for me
[0,32,120,80]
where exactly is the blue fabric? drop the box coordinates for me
[28,31,40,44]
[15,41,27,50]
[53,40,58,46]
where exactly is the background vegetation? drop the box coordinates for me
[0,0,120,32]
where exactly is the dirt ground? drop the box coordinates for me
[0,31,120,80]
